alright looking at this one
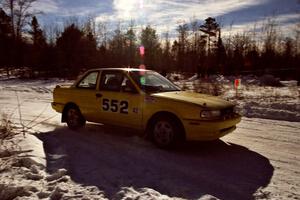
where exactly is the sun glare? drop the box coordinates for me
[113,0,141,19]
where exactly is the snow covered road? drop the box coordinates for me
[36,118,299,200]
[0,78,299,199]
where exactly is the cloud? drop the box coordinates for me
[221,13,300,37]
[36,0,112,18]
[109,0,268,34]
[37,0,300,38]
[32,0,60,13]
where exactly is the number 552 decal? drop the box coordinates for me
[102,99,129,114]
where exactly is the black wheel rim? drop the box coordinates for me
[153,120,174,146]
[67,108,80,128]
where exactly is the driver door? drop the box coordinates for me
[97,70,143,129]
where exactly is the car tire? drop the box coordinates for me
[150,115,182,149]
[65,106,86,130]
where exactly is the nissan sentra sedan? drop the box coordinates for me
[52,68,241,148]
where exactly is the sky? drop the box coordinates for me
[33,0,300,38]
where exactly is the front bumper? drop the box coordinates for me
[183,114,241,141]
[51,102,64,113]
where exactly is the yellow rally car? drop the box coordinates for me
[52,68,241,148]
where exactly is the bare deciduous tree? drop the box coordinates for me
[1,0,37,39]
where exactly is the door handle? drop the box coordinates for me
[95,93,102,98]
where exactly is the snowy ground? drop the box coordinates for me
[172,74,300,122]
[0,76,299,199]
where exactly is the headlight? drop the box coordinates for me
[200,110,221,119]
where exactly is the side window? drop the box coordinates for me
[121,76,137,93]
[77,71,98,89]
[99,71,124,92]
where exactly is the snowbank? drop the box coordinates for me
[174,74,300,122]
[18,133,46,168]
[0,131,106,200]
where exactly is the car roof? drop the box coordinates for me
[88,68,151,72]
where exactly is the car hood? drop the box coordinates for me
[151,91,234,109]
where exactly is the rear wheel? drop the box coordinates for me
[65,106,86,130]
[151,115,182,149]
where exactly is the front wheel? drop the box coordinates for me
[65,106,86,130]
[151,116,182,149]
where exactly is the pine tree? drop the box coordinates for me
[124,22,137,67]
[200,17,220,55]
[0,8,13,77]
[29,16,46,48]
[140,25,160,70]
[56,24,84,75]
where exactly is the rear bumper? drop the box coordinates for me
[51,102,64,113]
[183,114,241,141]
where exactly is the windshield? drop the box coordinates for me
[129,71,180,93]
